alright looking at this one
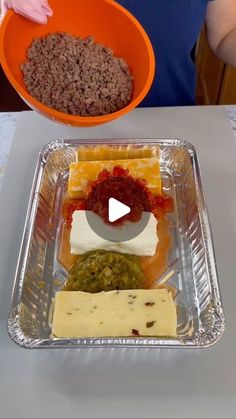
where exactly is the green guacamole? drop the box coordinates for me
[63,250,145,292]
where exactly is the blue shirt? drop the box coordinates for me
[117,0,211,107]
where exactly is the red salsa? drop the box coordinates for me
[62,166,173,225]
[62,198,86,225]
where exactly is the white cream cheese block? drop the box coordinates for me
[70,210,158,256]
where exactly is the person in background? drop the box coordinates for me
[1,0,236,107]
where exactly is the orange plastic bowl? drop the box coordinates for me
[0,0,155,127]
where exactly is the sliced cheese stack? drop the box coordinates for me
[52,289,177,338]
[68,157,162,198]
[77,145,159,161]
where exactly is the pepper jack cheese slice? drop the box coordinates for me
[68,158,161,198]
[52,289,177,338]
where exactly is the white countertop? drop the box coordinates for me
[0,112,18,188]
[0,107,236,418]
[0,106,236,190]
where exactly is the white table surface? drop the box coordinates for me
[1,106,236,191]
[0,107,236,419]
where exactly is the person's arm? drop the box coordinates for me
[206,0,236,67]
[1,0,53,24]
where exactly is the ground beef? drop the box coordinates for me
[21,32,133,116]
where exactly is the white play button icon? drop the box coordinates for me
[108,197,131,223]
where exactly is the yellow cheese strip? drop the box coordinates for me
[77,145,159,161]
[68,157,161,198]
[52,289,177,338]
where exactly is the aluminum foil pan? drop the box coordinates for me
[8,139,225,348]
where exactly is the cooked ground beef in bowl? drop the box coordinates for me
[21,32,133,117]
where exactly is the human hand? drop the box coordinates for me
[1,0,53,24]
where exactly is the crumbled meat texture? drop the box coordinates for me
[21,32,133,116]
